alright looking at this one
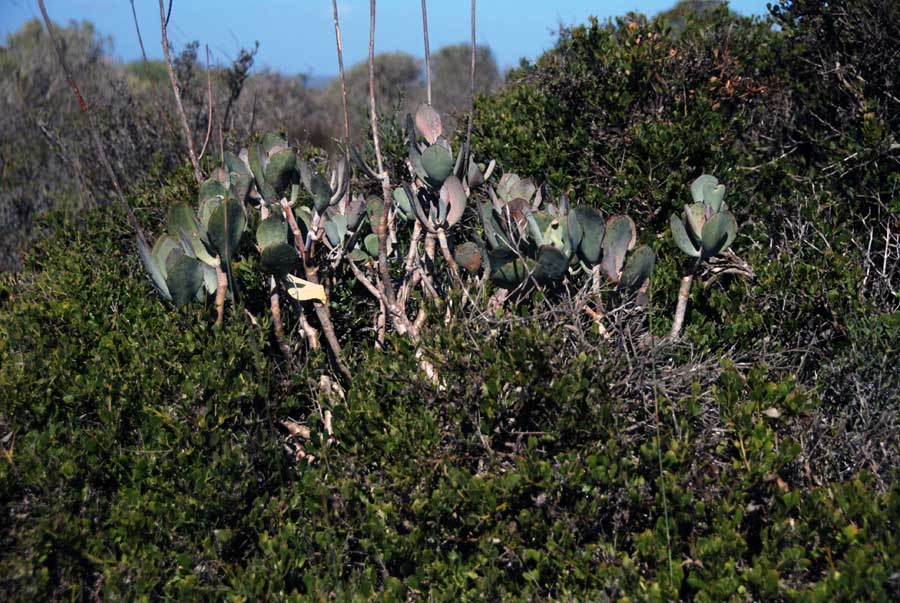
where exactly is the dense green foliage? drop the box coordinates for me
[2,207,897,600]
[2,0,899,599]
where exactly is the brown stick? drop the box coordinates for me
[158,0,203,184]
[331,0,351,147]
[436,229,461,288]
[37,0,145,244]
[669,273,694,341]
[421,0,432,106]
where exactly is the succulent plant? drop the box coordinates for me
[298,155,350,215]
[245,132,298,205]
[465,173,655,292]
[408,104,459,189]
[256,213,297,276]
[402,104,473,234]
[670,174,737,259]
[138,201,226,306]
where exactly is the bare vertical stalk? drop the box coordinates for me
[129,0,174,135]
[37,0,145,244]
[464,0,476,166]
[158,0,203,184]
[249,89,258,137]
[421,0,432,105]
[331,0,351,147]
[198,45,214,160]
[368,0,400,311]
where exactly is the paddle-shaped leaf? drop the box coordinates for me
[670,214,700,257]
[165,251,203,307]
[600,215,636,281]
[618,245,656,292]
[138,237,172,301]
[415,103,443,145]
[265,149,297,199]
[572,206,605,264]
[421,145,453,187]
[700,211,737,257]
[310,174,332,213]
[684,203,708,241]
[440,175,467,228]
[260,242,297,276]
[454,241,483,273]
[535,245,569,282]
[207,197,246,264]
[690,174,718,203]
[491,255,535,289]
[257,216,288,250]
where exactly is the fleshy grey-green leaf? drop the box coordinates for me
[670,214,701,257]
[260,242,297,276]
[256,216,288,250]
[207,197,246,264]
[618,245,655,292]
[421,145,453,187]
[701,211,737,257]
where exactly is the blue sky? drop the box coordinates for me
[2,1,772,76]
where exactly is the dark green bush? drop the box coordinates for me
[2,205,898,600]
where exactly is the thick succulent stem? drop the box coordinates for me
[368,0,399,309]
[398,220,423,307]
[305,263,352,379]
[436,229,460,279]
[376,299,386,348]
[298,312,320,350]
[281,200,349,378]
[437,229,477,310]
[214,265,227,326]
[269,277,292,362]
[158,0,203,185]
[669,273,694,341]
